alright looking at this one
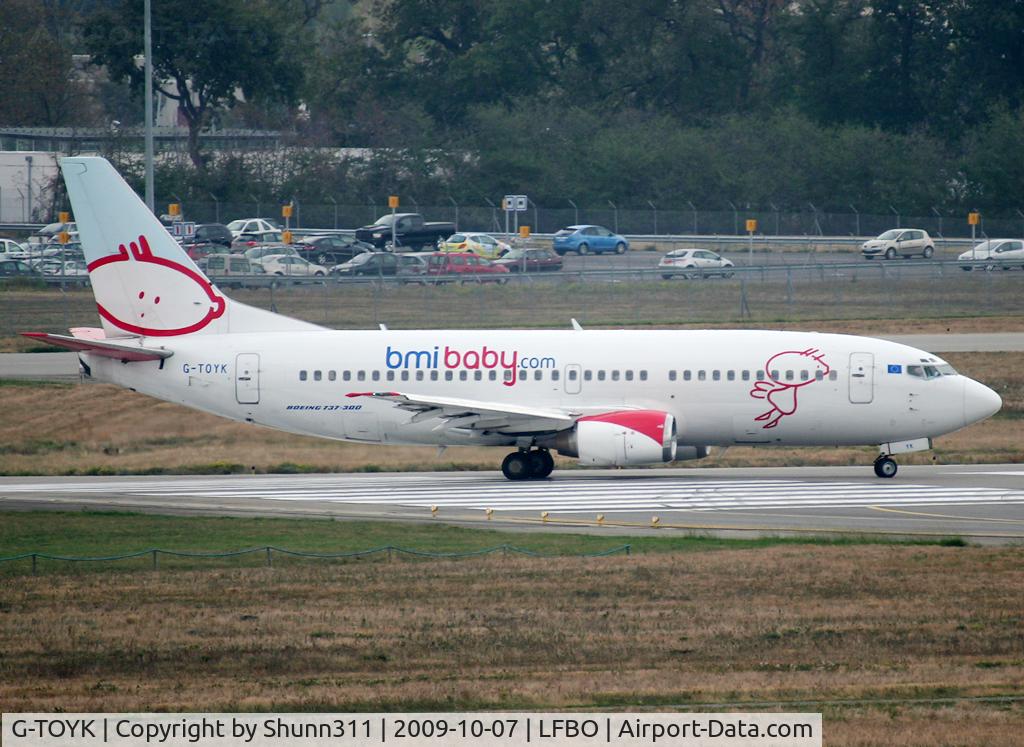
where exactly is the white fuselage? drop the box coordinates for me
[82,329,994,450]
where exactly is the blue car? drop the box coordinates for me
[552,225,629,255]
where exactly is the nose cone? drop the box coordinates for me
[963,378,1002,426]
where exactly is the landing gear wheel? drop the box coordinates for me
[528,450,554,479]
[502,451,532,481]
[874,456,898,478]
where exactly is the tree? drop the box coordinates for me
[85,0,305,169]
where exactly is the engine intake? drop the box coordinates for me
[552,410,679,467]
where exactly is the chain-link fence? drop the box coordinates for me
[159,199,1024,239]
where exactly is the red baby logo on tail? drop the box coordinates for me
[87,235,225,336]
[749,348,829,428]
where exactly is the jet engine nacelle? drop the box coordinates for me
[553,410,678,467]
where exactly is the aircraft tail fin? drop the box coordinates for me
[60,157,322,338]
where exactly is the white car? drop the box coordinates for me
[245,245,298,262]
[226,218,279,239]
[40,259,89,277]
[861,229,934,259]
[260,254,326,277]
[0,239,30,258]
[658,248,735,279]
[957,239,1024,271]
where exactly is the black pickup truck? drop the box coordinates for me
[354,213,455,251]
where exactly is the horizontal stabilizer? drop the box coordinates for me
[20,332,173,362]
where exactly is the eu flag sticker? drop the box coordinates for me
[888,364,902,374]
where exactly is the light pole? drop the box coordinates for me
[144,0,154,212]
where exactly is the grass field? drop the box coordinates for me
[1,351,1020,475]
[0,512,1022,745]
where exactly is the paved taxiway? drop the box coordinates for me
[2,465,1022,542]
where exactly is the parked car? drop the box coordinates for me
[493,247,563,272]
[294,234,376,265]
[552,225,629,255]
[0,239,29,258]
[201,254,264,276]
[440,232,510,259]
[181,223,233,249]
[957,239,1024,271]
[658,248,735,279]
[330,251,426,278]
[260,254,326,277]
[232,231,284,250]
[422,252,510,283]
[40,259,89,277]
[0,259,40,277]
[226,217,279,238]
[861,229,934,259]
[354,213,456,251]
[245,245,299,262]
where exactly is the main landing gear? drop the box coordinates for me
[502,448,554,480]
[873,455,898,478]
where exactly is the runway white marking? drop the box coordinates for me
[2,475,1023,514]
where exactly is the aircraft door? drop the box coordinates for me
[235,353,260,404]
[848,352,874,404]
[565,364,582,395]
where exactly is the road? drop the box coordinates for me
[2,465,1022,542]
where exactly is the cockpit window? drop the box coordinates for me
[908,363,957,378]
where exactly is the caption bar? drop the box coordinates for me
[3,714,820,747]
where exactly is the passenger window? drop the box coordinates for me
[771,370,780,380]
[727,370,735,381]
[597,370,606,381]
[386,370,395,381]
[504,369,513,381]
[698,370,706,381]
[756,370,765,381]
[475,370,483,381]
[815,370,824,381]
[459,370,468,381]
[568,369,578,380]
[828,371,837,381]
[785,370,794,381]
[800,370,809,381]
[712,370,721,381]
[612,370,620,381]
[372,371,380,381]
[640,370,648,381]
[343,371,351,381]
[314,370,322,381]
[669,370,677,381]
[328,371,336,382]
[625,370,634,381]
[488,370,497,381]
[400,371,409,381]
[299,370,307,381]
[431,370,439,381]
[584,370,593,381]
[533,370,542,381]
[357,371,365,381]
[551,370,560,381]
[416,370,424,381]
[445,370,454,381]
[683,370,691,381]
[742,370,750,381]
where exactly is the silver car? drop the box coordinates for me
[957,239,1024,271]
[658,248,735,279]
[861,229,934,259]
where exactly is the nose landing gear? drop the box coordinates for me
[502,448,555,480]
[873,456,898,478]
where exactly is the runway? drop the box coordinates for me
[2,464,1023,542]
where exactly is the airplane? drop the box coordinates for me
[23,158,1002,481]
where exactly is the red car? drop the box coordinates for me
[493,247,563,272]
[423,252,510,284]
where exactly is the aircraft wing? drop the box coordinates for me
[346,390,577,433]
[20,331,173,362]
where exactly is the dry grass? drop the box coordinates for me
[1,546,1022,744]
[1,352,1020,475]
